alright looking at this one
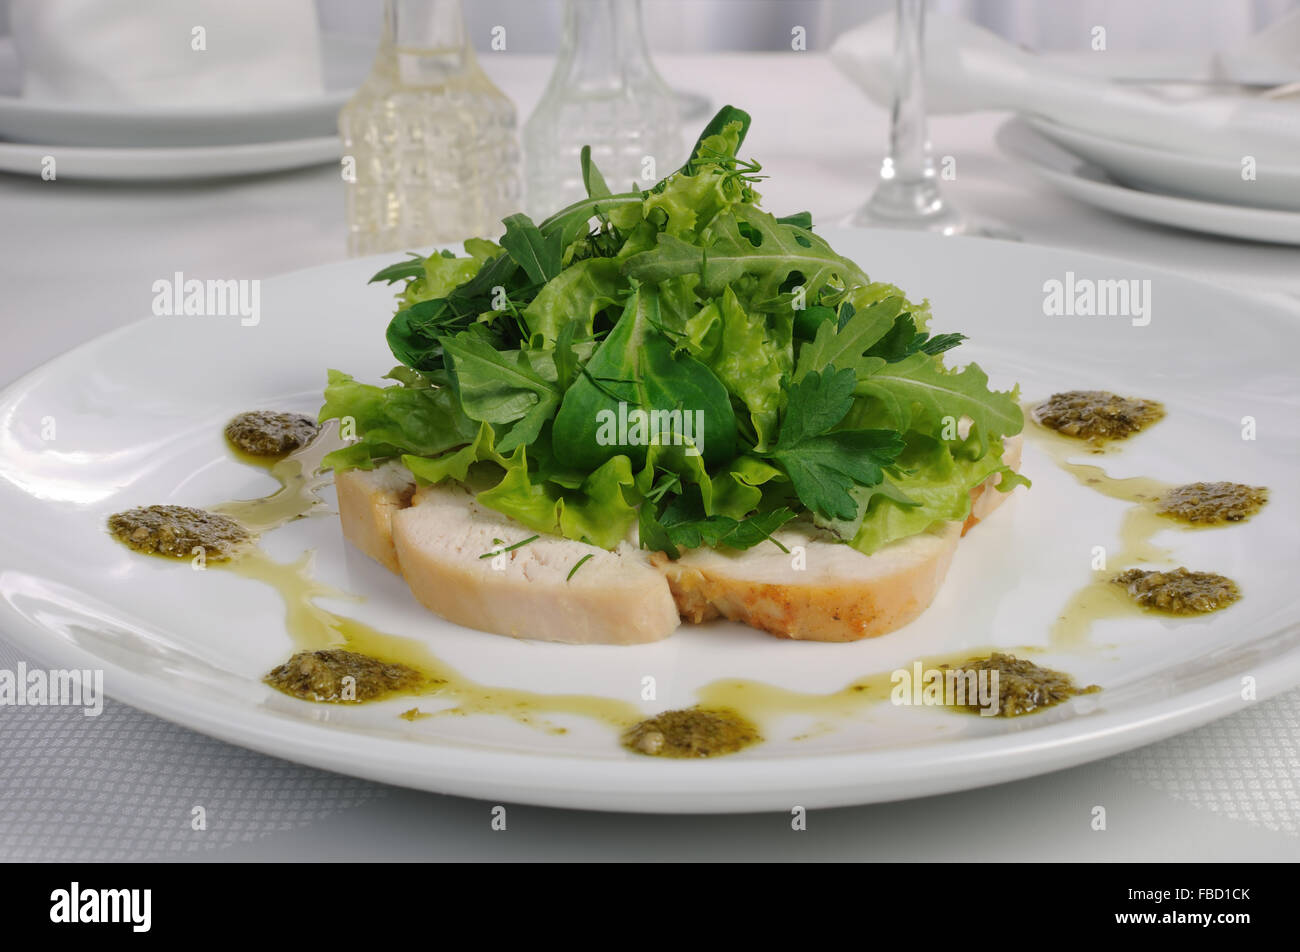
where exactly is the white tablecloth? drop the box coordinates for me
[1,53,1297,861]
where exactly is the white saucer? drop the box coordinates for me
[997,118,1300,246]
[0,34,372,148]
[1025,115,1300,213]
[0,135,340,181]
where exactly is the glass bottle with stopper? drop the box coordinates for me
[524,0,682,217]
[340,0,522,256]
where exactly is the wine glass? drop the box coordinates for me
[849,0,1011,238]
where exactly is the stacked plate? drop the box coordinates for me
[998,107,1300,246]
[0,34,372,181]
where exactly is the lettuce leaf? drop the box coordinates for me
[401,421,505,485]
[476,448,638,550]
[681,285,791,449]
[318,369,477,471]
[521,257,623,344]
[398,239,502,310]
[816,433,1024,555]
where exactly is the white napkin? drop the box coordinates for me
[11,0,324,107]
[830,11,1300,165]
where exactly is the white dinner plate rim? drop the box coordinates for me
[0,135,340,181]
[0,88,350,121]
[1024,114,1300,178]
[996,118,1300,245]
[1023,114,1300,213]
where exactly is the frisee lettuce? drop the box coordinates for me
[320,106,1027,558]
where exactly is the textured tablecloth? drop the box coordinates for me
[1,53,1297,861]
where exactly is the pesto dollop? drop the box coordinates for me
[1156,482,1268,525]
[107,504,251,560]
[946,652,1101,717]
[622,707,760,758]
[265,649,425,703]
[1033,390,1164,444]
[1113,567,1240,615]
[225,410,319,458]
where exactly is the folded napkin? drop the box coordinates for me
[830,11,1300,165]
[11,0,323,106]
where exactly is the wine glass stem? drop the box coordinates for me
[864,0,950,222]
[890,0,931,187]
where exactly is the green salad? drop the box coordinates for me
[320,106,1027,559]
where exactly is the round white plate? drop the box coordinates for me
[0,34,372,148]
[1025,115,1300,213]
[1,231,1297,813]
[997,118,1300,246]
[0,135,340,181]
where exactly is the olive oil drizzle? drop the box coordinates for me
[225,548,642,730]
[1025,415,1252,649]
[210,428,641,729]
[211,420,344,533]
[111,419,1103,756]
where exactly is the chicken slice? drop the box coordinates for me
[335,461,416,573]
[653,434,1024,642]
[390,485,680,645]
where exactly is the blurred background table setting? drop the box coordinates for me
[2,0,1299,862]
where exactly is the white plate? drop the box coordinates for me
[0,34,372,148]
[2,231,1298,813]
[0,135,340,181]
[1025,115,1300,213]
[997,118,1300,246]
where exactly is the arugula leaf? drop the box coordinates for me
[500,213,564,285]
[580,144,611,200]
[553,319,583,392]
[765,367,903,520]
[853,354,1023,458]
[794,296,901,380]
[368,253,427,286]
[437,334,561,453]
[624,205,868,307]
[551,284,736,469]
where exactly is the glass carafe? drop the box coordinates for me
[524,0,681,216]
[340,0,522,255]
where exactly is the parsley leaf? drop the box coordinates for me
[641,484,796,559]
[865,312,967,362]
[765,367,904,520]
